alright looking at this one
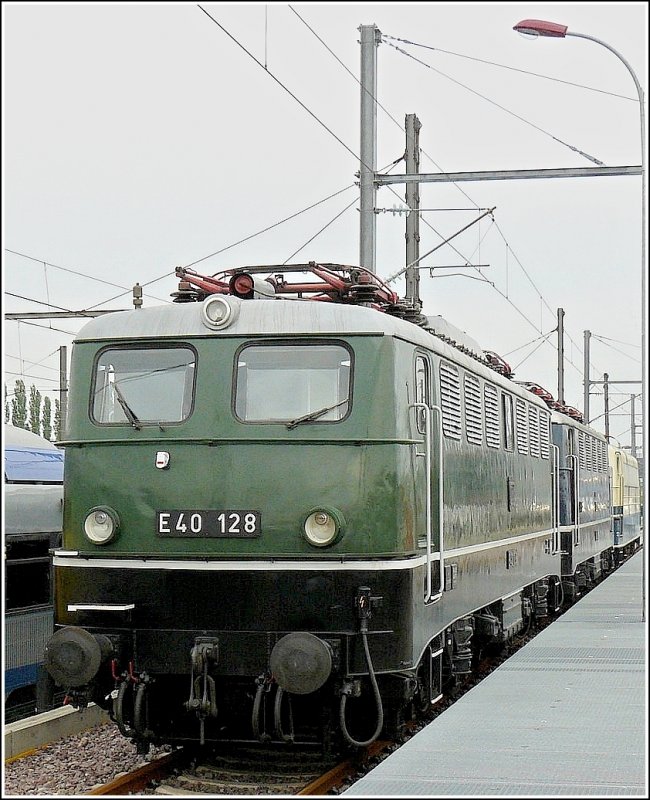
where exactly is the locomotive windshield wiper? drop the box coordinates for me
[286,399,348,430]
[112,381,142,430]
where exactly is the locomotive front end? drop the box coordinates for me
[46,293,422,751]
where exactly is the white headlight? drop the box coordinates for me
[303,508,344,547]
[201,295,238,330]
[84,507,119,545]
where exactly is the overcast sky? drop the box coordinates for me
[3,2,647,450]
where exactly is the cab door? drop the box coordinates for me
[411,354,438,602]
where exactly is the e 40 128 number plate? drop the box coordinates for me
[156,510,261,538]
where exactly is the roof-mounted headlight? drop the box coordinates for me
[201,295,239,330]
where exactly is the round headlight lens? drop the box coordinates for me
[84,507,119,545]
[201,295,238,330]
[303,507,344,547]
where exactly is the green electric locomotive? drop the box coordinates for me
[44,263,620,752]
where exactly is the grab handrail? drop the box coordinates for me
[410,402,444,603]
[551,444,561,554]
[410,403,433,600]
[567,453,580,545]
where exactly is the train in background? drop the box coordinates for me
[516,381,643,591]
[608,443,642,560]
[4,424,64,720]
[42,262,642,753]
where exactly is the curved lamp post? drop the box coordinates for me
[513,18,646,616]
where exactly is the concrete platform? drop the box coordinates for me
[345,551,646,795]
[4,703,109,760]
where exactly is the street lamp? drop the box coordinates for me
[513,18,646,615]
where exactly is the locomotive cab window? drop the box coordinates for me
[235,342,352,424]
[92,346,196,426]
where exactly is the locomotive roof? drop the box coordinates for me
[75,298,483,352]
[549,408,608,438]
[608,442,639,466]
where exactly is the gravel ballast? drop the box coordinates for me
[3,721,170,796]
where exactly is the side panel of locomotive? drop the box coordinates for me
[551,416,612,594]
[397,339,558,671]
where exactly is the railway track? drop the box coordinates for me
[89,742,390,795]
[86,626,548,797]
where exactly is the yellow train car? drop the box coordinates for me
[608,444,642,560]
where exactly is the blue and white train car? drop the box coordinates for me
[4,424,64,718]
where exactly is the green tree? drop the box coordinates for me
[11,379,28,429]
[54,398,62,440]
[4,383,9,423]
[42,396,53,440]
[29,385,42,435]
